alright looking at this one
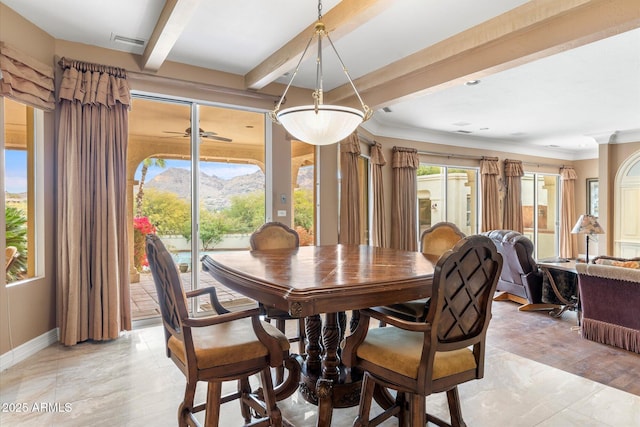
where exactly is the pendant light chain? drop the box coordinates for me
[270,0,372,145]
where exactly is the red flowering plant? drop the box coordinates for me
[133,216,157,271]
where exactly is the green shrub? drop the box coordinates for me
[5,206,27,282]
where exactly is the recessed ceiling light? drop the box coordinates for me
[465,80,480,86]
[479,127,489,131]
[546,144,560,148]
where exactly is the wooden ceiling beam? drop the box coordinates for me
[244,0,394,90]
[141,0,202,72]
[326,0,640,109]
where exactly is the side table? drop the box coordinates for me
[537,259,580,322]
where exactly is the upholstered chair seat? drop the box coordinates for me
[167,318,290,369]
[353,327,478,379]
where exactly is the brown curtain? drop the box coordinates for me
[560,167,578,258]
[480,157,501,232]
[0,42,55,111]
[57,58,131,346]
[391,147,419,251]
[339,133,361,245]
[503,159,524,232]
[370,142,387,247]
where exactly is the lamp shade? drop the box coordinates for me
[276,105,365,145]
[571,214,605,235]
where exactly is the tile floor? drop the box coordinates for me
[1,304,639,426]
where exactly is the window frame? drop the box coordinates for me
[3,98,45,287]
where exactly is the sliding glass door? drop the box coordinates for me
[128,96,266,320]
[522,173,559,259]
[417,164,479,237]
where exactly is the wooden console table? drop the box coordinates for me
[202,244,435,427]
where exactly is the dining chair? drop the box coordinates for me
[249,222,306,356]
[146,234,290,427]
[375,222,466,322]
[343,234,502,427]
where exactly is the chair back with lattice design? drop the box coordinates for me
[420,222,465,258]
[250,222,299,250]
[427,235,502,351]
[145,234,190,350]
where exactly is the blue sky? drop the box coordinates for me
[4,150,27,193]
[4,152,260,194]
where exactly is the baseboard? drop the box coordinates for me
[0,328,58,371]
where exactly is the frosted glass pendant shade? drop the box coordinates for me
[276,104,365,145]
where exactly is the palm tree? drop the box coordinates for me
[135,157,166,217]
[5,206,27,282]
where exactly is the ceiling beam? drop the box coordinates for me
[141,0,202,72]
[244,0,394,90]
[326,0,640,110]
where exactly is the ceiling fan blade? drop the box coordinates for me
[205,135,233,142]
[162,131,187,135]
[201,131,219,137]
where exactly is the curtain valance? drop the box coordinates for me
[504,159,524,177]
[370,142,387,166]
[560,167,578,180]
[58,58,130,107]
[0,42,55,111]
[391,146,419,169]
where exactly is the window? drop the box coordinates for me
[128,95,266,319]
[292,139,315,246]
[417,164,479,236]
[3,97,44,284]
[358,155,370,244]
[522,173,559,259]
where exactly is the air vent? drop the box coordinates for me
[112,34,145,47]
[456,130,472,134]
[382,106,392,113]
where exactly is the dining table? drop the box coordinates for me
[201,244,436,427]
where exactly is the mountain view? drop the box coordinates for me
[147,166,313,211]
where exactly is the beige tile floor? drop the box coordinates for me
[2,316,640,426]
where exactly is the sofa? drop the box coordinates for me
[482,230,549,311]
[576,260,640,353]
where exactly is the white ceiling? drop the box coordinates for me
[3,0,639,160]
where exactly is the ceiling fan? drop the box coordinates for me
[163,127,232,142]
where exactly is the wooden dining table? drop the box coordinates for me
[201,244,436,427]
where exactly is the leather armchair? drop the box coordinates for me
[481,230,552,311]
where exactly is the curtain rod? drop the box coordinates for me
[418,152,566,168]
[521,161,566,169]
[357,133,375,146]
[417,150,484,160]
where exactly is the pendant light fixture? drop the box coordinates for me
[270,0,372,145]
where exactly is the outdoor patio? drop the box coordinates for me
[130,270,253,320]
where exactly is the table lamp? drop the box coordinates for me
[571,214,604,262]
